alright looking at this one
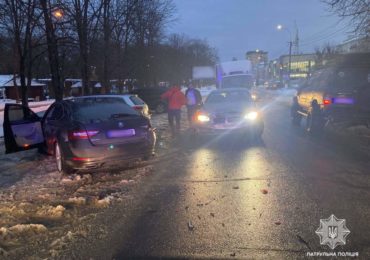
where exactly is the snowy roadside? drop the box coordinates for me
[0,112,177,259]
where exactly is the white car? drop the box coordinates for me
[92,94,150,118]
[118,94,150,118]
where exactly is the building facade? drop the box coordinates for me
[246,50,269,85]
[278,54,316,80]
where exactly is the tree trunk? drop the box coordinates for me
[40,0,63,101]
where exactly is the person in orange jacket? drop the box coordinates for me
[161,82,187,136]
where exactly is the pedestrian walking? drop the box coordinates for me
[185,82,202,127]
[161,82,187,136]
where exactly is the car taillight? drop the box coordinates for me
[323,99,331,105]
[68,130,99,140]
[132,106,143,111]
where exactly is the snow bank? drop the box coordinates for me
[0,224,47,240]
[94,195,114,208]
[68,197,87,206]
[36,205,65,219]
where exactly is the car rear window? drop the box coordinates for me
[130,95,145,105]
[71,97,139,123]
[206,90,251,103]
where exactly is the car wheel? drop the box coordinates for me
[155,103,166,114]
[55,141,73,175]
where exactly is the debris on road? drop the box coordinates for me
[274,221,281,225]
[210,213,215,217]
[232,186,239,189]
[260,189,268,194]
[188,221,194,231]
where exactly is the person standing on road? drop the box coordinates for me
[161,83,187,136]
[185,82,202,127]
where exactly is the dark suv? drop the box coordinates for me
[131,87,169,114]
[291,53,370,134]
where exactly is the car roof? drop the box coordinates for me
[210,88,251,94]
[64,94,135,100]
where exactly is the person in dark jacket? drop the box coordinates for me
[161,83,187,136]
[185,82,202,126]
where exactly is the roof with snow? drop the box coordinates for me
[0,75,46,88]
[71,81,82,88]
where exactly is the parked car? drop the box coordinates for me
[288,78,305,89]
[130,87,168,114]
[3,96,156,174]
[291,53,370,134]
[194,88,264,139]
[266,80,284,90]
[98,94,150,118]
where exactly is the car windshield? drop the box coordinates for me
[221,75,254,88]
[71,98,139,123]
[206,90,251,103]
[335,68,370,89]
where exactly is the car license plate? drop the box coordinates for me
[107,129,136,138]
[332,97,354,104]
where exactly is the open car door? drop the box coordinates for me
[3,104,44,154]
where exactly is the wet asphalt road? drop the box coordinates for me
[87,92,370,259]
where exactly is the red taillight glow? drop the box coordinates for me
[72,157,90,162]
[323,99,331,105]
[68,130,99,140]
[132,106,143,111]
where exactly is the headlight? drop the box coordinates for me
[197,114,210,122]
[245,111,258,120]
[251,94,257,100]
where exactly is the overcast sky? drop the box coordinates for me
[166,0,350,61]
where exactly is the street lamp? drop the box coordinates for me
[277,24,293,85]
[52,9,64,19]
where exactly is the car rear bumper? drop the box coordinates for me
[63,134,156,170]
[65,150,153,170]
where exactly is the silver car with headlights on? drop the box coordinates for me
[194,88,264,139]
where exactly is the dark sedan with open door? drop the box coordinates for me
[3,96,156,174]
[193,88,264,140]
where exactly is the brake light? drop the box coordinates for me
[72,157,91,162]
[323,99,331,105]
[132,106,143,111]
[68,130,99,140]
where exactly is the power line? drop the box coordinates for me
[300,20,344,42]
[299,26,347,47]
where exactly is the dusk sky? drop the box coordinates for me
[167,0,351,61]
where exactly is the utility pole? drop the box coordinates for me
[277,24,293,86]
[288,40,292,85]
